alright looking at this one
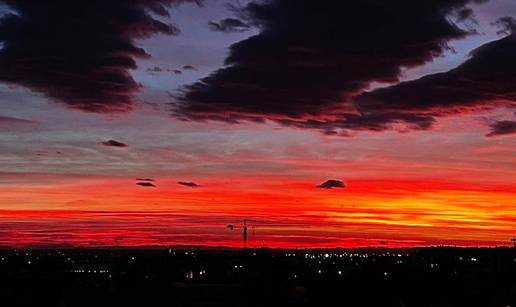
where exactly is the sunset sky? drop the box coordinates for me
[0,0,515,248]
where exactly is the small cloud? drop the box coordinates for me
[100,140,128,147]
[136,182,156,188]
[208,18,250,33]
[316,179,346,189]
[178,181,200,188]
[493,16,516,35]
[147,66,163,73]
[486,120,516,137]
[182,65,196,70]
[136,178,155,182]
[454,8,477,25]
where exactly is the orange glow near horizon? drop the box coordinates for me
[1,176,514,248]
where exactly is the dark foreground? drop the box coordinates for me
[1,247,515,307]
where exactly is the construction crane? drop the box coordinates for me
[243,220,248,250]
[226,219,253,250]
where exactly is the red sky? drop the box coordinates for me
[1,117,515,248]
[0,0,515,248]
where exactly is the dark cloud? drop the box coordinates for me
[178,181,200,187]
[136,178,156,182]
[173,69,183,74]
[456,8,475,23]
[136,182,156,188]
[35,151,48,157]
[176,0,482,133]
[0,0,199,113]
[356,20,516,117]
[352,16,516,138]
[316,179,346,189]
[0,115,36,125]
[35,150,64,156]
[486,120,516,137]
[493,16,516,36]
[208,18,250,33]
[182,65,196,70]
[147,66,163,73]
[100,140,128,147]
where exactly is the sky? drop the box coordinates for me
[0,0,515,248]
